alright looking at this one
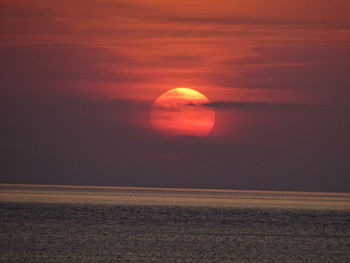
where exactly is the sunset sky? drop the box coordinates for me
[1,0,350,192]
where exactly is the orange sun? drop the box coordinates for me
[151,88,215,137]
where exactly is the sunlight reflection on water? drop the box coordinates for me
[1,184,349,210]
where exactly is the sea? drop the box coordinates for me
[0,184,349,262]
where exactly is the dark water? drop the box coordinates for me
[1,201,350,262]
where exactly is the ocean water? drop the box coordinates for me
[0,184,349,262]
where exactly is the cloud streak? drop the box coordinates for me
[203,101,335,112]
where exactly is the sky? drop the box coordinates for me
[1,0,350,192]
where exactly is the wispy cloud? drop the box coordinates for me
[204,101,335,111]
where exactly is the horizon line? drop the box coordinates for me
[1,183,349,196]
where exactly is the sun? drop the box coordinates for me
[151,87,215,137]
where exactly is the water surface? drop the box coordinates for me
[1,184,349,262]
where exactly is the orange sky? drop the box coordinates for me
[2,0,350,104]
[1,0,350,191]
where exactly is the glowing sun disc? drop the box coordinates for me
[151,88,215,136]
